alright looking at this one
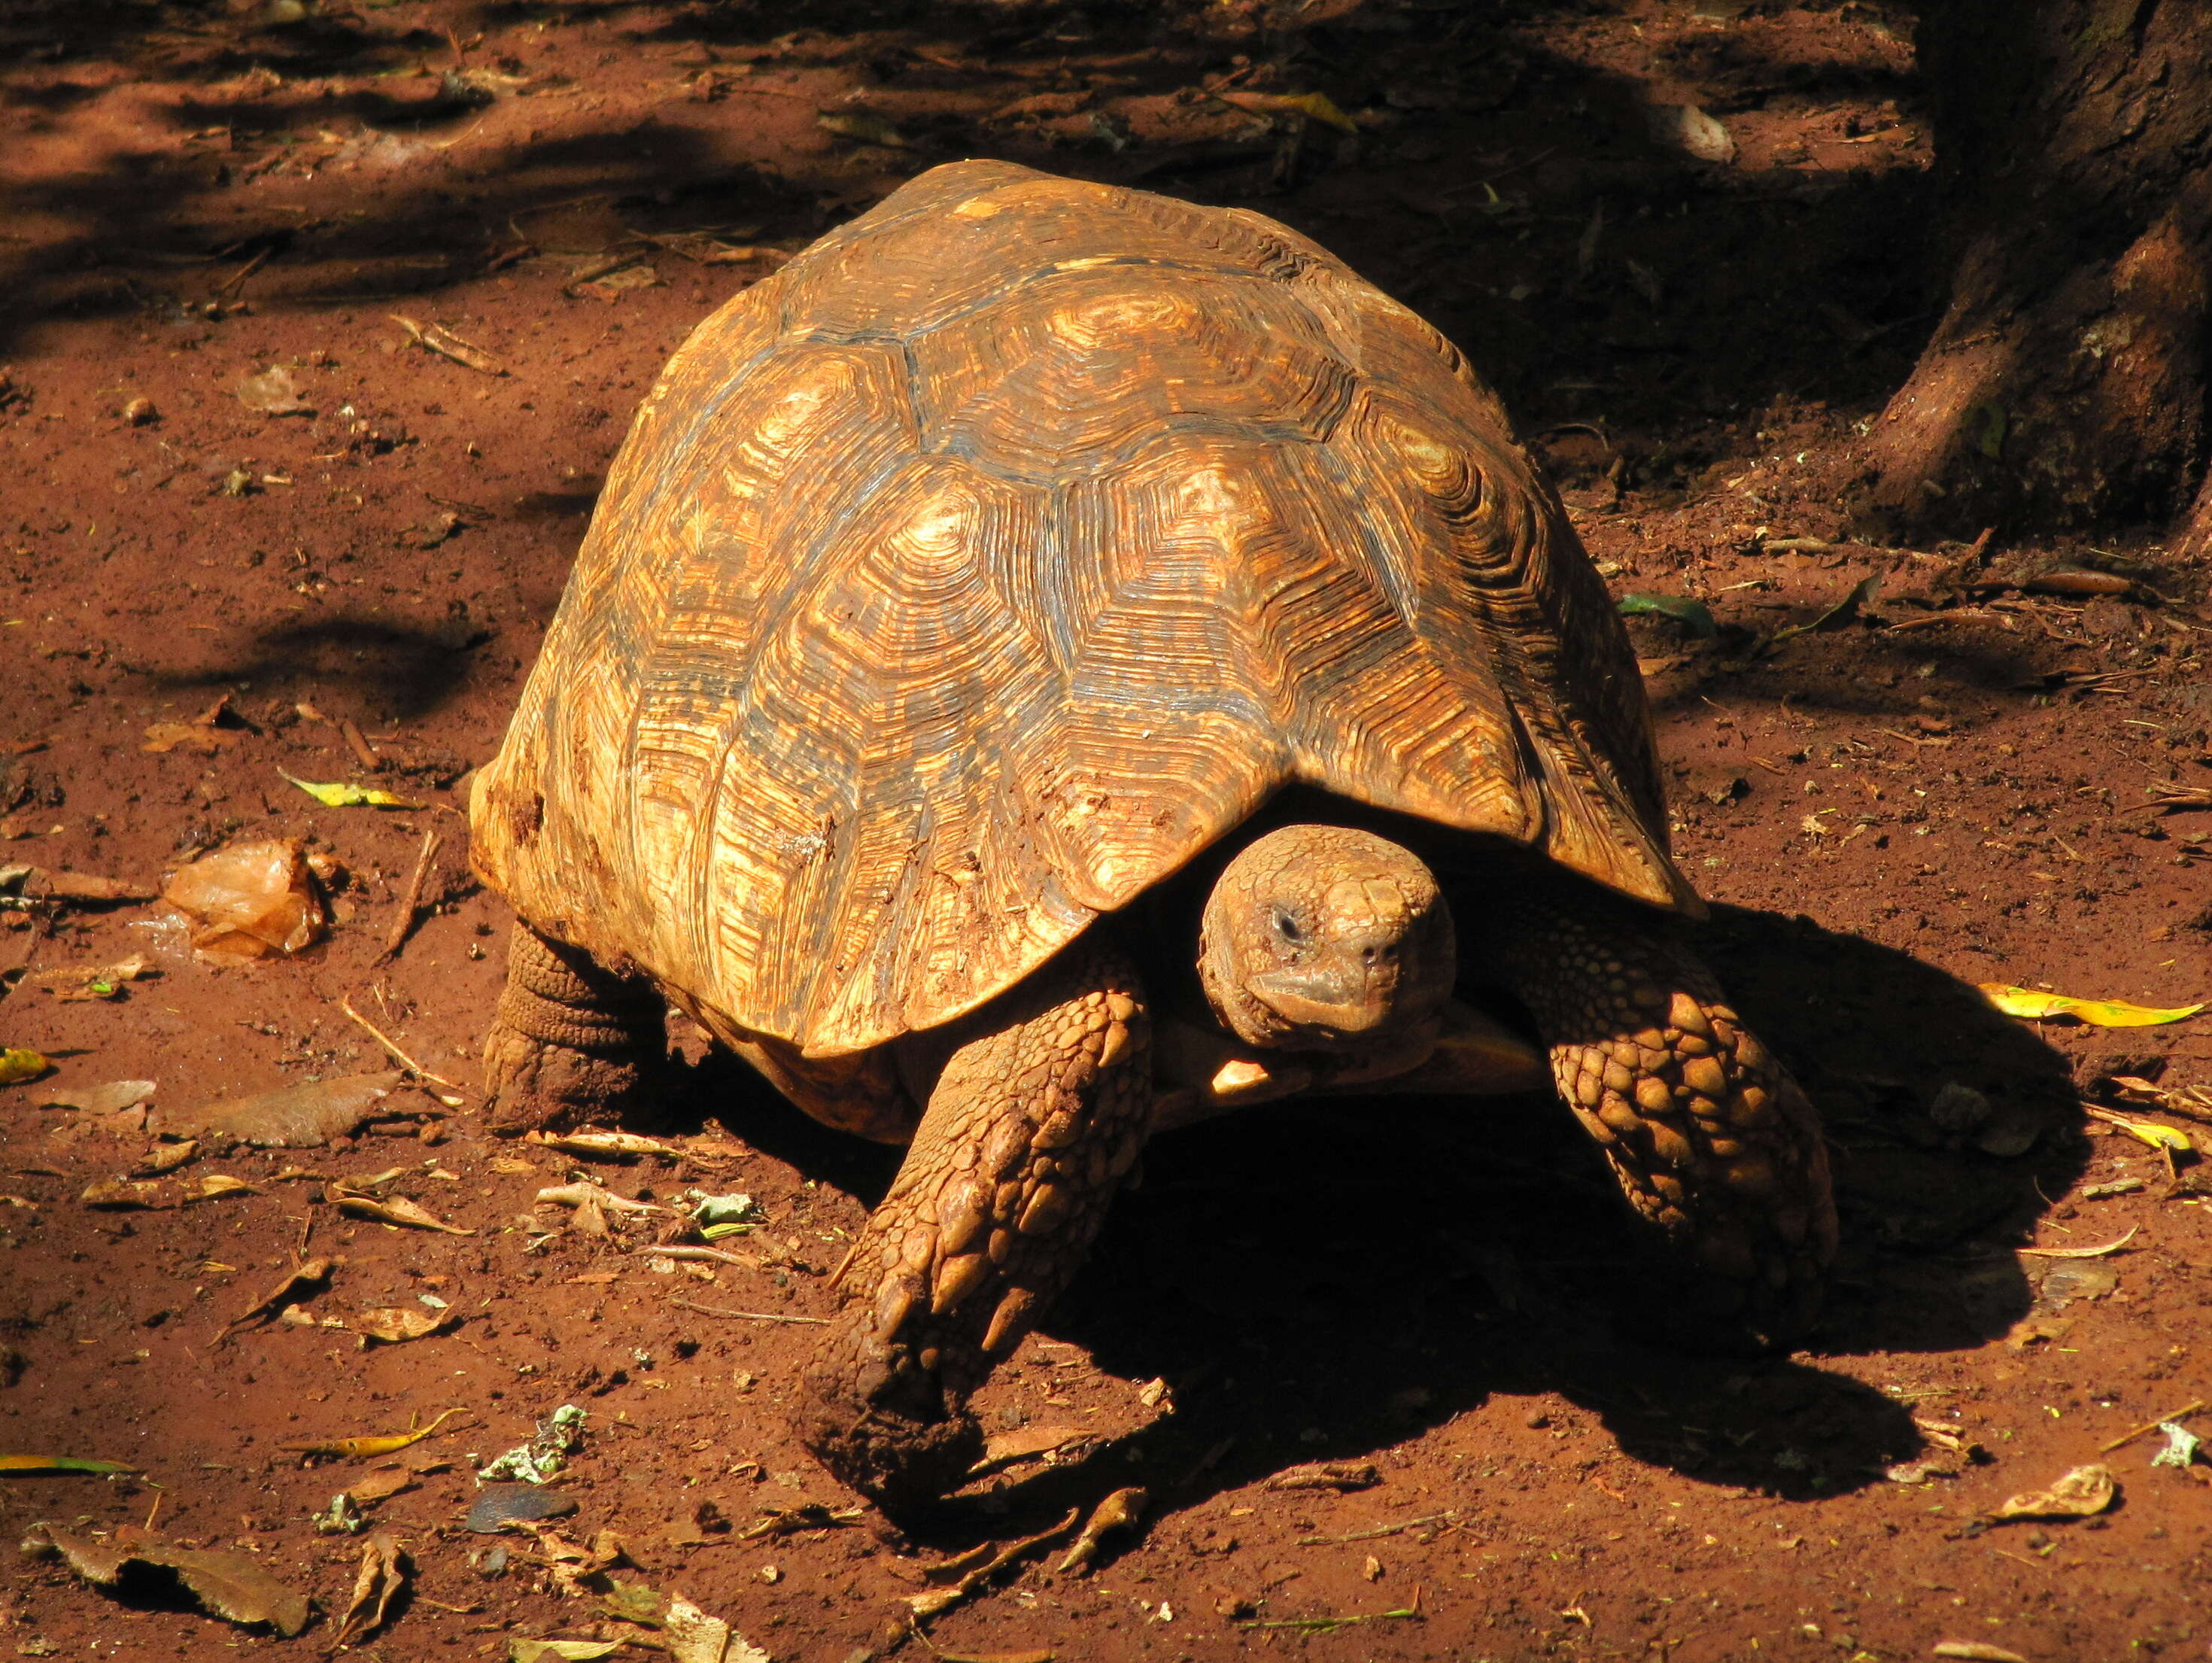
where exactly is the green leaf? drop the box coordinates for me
[1770,575,1881,647]
[0,1455,138,1475]
[1980,984,2203,1027]
[1616,593,1718,637]
[278,771,422,810]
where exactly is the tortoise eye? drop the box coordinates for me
[1272,910,1301,942]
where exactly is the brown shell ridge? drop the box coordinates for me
[616,347,929,995]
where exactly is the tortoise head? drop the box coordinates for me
[1198,825,1456,1051]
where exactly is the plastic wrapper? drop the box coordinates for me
[162,839,327,962]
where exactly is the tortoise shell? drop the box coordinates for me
[469,160,1694,1061]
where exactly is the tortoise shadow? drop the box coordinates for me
[666,900,2079,1539]
[143,614,497,722]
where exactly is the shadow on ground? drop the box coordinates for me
[658,894,2077,1539]
[4,0,1936,451]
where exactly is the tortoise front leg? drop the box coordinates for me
[796,937,1151,1513]
[1494,889,1837,1350]
[479,925,664,1135]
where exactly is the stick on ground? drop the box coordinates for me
[381,828,442,960]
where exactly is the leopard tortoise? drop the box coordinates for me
[469,159,1837,1509]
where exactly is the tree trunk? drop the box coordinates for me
[1856,0,2212,545]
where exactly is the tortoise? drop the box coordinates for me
[469,159,1837,1510]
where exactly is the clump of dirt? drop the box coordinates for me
[2,2,2207,1660]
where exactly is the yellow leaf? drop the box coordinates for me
[1267,90,1360,132]
[278,771,421,809]
[2083,1107,2192,1154]
[1217,90,1361,132]
[1979,984,2203,1027]
[0,1047,50,1086]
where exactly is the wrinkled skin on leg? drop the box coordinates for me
[1486,883,1837,1349]
[480,926,664,1135]
[795,937,1153,1513]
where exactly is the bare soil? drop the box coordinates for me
[2,3,2210,1660]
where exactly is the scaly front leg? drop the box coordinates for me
[1495,888,1837,1351]
[795,936,1152,1512]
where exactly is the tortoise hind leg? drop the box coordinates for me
[1493,887,1837,1351]
[796,936,1152,1513]
[480,925,664,1135]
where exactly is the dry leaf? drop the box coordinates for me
[527,1129,682,1160]
[219,1256,335,1339]
[134,1139,199,1175]
[142,702,242,754]
[390,313,511,375]
[0,1047,50,1086]
[536,1183,664,1218]
[975,1424,1091,1473]
[334,1531,408,1645]
[26,1525,310,1636]
[1933,1645,2031,1662]
[2019,1226,2138,1258]
[1057,1485,1147,1574]
[907,1509,1081,1621]
[38,1079,156,1114]
[347,1467,417,1503]
[28,955,154,1002]
[81,1173,256,1208]
[163,1071,405,1148]
[1992,1463,2116,1520]
[1263,1461,1379,1492]
[23,868,158,903]
[356,1306,456,1344]
[336,1187,473,1234]
[1980,984,2203,1026]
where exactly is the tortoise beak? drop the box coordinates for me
[1249,969,1391,1036]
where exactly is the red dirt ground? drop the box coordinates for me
[2,2,2209,1659]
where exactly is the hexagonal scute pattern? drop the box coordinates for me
[470,160,1692,1060]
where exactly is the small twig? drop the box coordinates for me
[213,245,272,296]
[668,1298,827,1325]
[389,312,510,375]
[380,829,443,960]
[2019,1224,2138,1258]
[1296,1511,1455,1546]
[630,1244,761,1269]
[339,993,465,1104]
[2101,1398,2206,1455]
[336,717,381,773]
